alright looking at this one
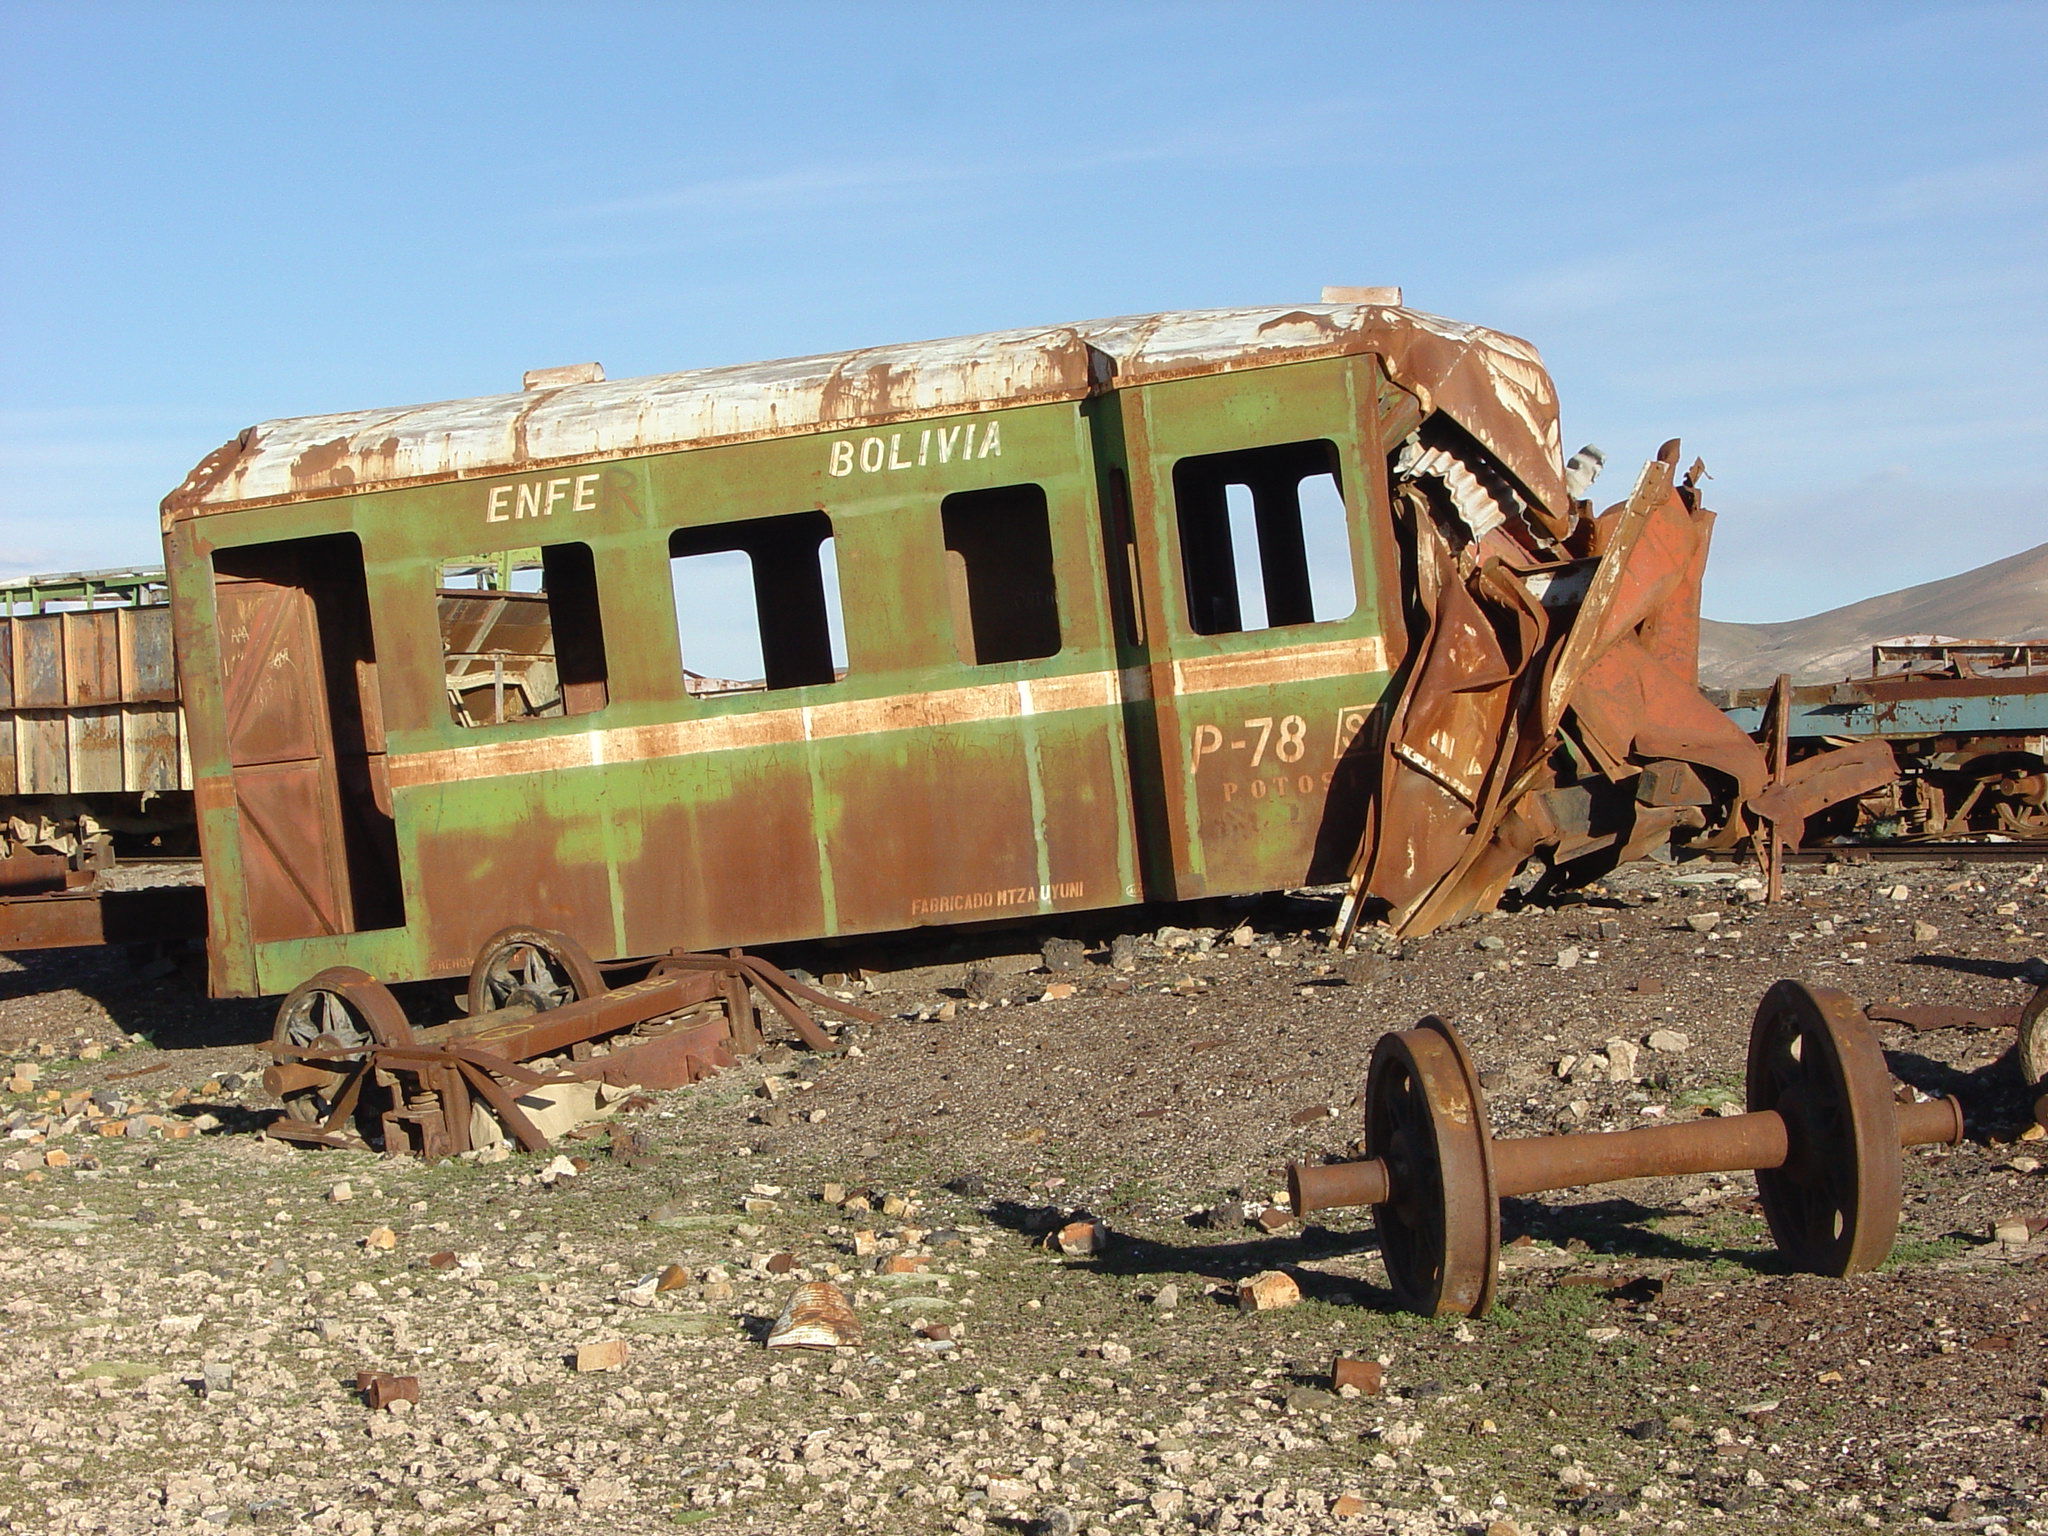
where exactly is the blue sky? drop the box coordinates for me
[2,1,2041,622]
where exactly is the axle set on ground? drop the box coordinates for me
[262,925,878,1158]
[1289,980,1965,1317]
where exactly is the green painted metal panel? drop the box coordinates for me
[171,360,1410,998]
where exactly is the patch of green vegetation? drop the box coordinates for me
[1879,1233,1973,1269]
[1672,1084,1743,1112]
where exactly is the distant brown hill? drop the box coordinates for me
[1699,540,2048,688]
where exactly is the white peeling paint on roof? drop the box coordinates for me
[164,304,1562,521]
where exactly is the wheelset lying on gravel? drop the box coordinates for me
[1288,979,1966,1317]
[263,926,878,1157]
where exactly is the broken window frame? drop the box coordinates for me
[939,482,1065,667]
[667,510,847,699]
[1169,438,1360,638]
[436,541,610,730]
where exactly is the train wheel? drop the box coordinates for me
[1363,1016,1500,1318]
[1746,980,1902,1276]
[270,967,414,1125]
[465,926,605,1018]
[2018,982,2048,1094]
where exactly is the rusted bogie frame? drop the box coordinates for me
[263,926,878,1157]
[1288,980,1966,1317]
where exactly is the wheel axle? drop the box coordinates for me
[1288,980,1965,1316]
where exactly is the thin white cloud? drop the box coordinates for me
[576,160,941,220]
[1874,147,2048,223]
[554,97,1372,227]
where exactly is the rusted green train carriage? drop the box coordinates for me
[164,301,1577,1005]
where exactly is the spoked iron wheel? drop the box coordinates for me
[1746,979,1902,1276]
[465,926,605,1018]
[1363,1016,1499,1317]
[270,966,414,1126]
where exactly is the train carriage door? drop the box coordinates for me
[211,535,403,943]
[1120,358,1396,898]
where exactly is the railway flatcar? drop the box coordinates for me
[1716,643,2048,844]
[161,297,1868,1030]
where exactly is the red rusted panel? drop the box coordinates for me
[620,758,829,961]
[14,616,64,709]
[0,884,206,950]
[232,758,349,940]
[1750,738,1899,845]
[119,604,180,705]
[68,707,124,794]
[63,611,123,707]
[211,550,390,944]
[824,730,1048,937]
[215,575,330,768]
[412,818,619,975]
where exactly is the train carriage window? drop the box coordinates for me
[940,483,1062,665]
[438,542,608,728]
[1171,440,1357,635]
[670,511,846,695]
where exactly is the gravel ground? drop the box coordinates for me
[0,856,2044,1536]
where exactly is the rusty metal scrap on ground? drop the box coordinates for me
[263,925,878,1158]
[1339,443,1897,941]
[1863,1001,2024,1033]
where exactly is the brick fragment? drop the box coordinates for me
[1237,1270,1301,1312]
[575,1338,629,1372]
[1332,1355,1384,1394]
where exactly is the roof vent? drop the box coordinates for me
[522,362,605,391]
[1320,286,1402,306]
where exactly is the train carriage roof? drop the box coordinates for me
[162,304,1564,527]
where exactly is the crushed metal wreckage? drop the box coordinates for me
[1338,441,1898,941]
[1286,979,1965,1317]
